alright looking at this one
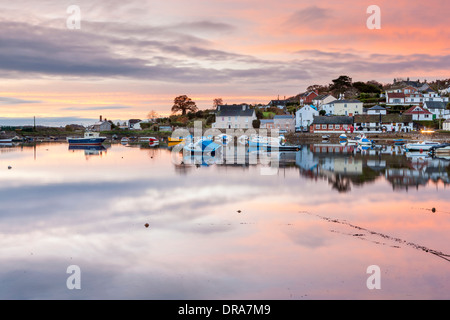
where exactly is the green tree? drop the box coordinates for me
[331,75,352,94]
[171,95,198,116]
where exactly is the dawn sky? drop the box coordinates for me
[0,0,449,125]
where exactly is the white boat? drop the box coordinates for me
[404,141,440,151]
[215,134,233,144]
[339,134,347,140]
[238,135,249,146]
[139,137,159,144]
[431,143,450,154]
[248,135,286,148]
[0,138,13,143]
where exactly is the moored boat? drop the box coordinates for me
[67,132,107,146]
[404,141,440,151]
[429,143,450,154]
[183,138,222,156]
[139,137,159,144]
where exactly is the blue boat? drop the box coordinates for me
[183,138,222,156]
[67,132,107,146]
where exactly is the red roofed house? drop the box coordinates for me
[386,92,406,105]
[299,91,319,105]
[404,106,433,121]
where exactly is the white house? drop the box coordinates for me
[312,94,336,108]
[367,105,387,115]
[320,103,334,115]
[404,106,433,121]
[443,119,450,131]
[386,92,406,105]
[423,101,450,119]
[212,104,257,129]
[331,99,363,116]
[296,105,319,130]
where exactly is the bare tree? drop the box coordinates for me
[213,98,223,108]
[147,110,159,120]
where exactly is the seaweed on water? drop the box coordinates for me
[302,211,450,263]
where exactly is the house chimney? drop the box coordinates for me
[100,115,102,121]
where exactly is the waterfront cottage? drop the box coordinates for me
[296,105,319,130]
[404,106,433,121]
[354,114,414,132]
[329,99,363,116]
[273,115,296,132]
[212,104,257,129]
[91,116,112,132]
[312,94,336,108]
[267,99,288,110]
[444,119,450,131]
[298,91,319,105]
[260,119,275,129]
[423,101,449,119]
[367,105,387,115]
[310,116,353,133]
[386,92,406,105]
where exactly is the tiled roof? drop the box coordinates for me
[216,105,255,117]
[404,106,432,115]
[312,116,353,125]
[387,93,406,98]
[369,105,386,110]
[273,115,294,119]
[329,99,362,104]
[424,101,446,109]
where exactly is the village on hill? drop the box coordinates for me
[3,76,450,137]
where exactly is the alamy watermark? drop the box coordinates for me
[66,265,81,290]
[366,265,381,290]
[366,5,381,30]
[66,5,81,30]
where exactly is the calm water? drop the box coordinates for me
[0,141,449,300]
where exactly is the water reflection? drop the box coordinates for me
[68,145,109,159]
[1,142,450,300]
[170,142,450,192]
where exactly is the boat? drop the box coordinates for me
[67,132,107,146]
[357,136,374,146]
[322,135,330,140]
[183,138,222,156]
[139,137,159,144]
[238,135,249,146]
[215,134,233,144]
[404,141,441,151]
[339,134,347,140]
[168,136,185,143]
[121,137,129,143]
[248,135,286,148]
[429,143,450,154]
[0,138,13,143]
[393,139,407,145]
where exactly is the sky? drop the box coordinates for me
[0,0,449,126]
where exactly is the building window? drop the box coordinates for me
[328,124,333,129]
[316,125,320,129]
[322,125,327,129]
[335,124,340,129]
